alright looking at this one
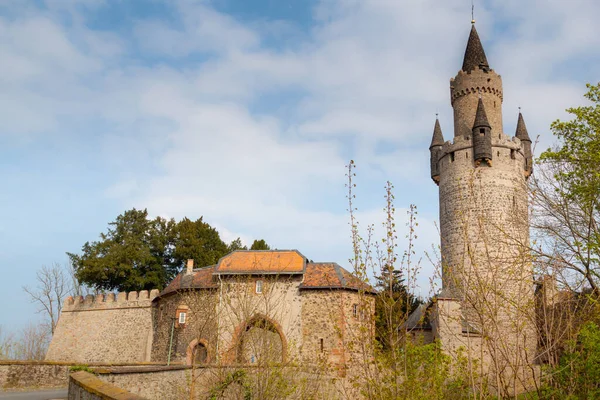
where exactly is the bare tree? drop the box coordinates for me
[23,263,70,334]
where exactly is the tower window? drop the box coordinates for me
[498,134,501,139]
[466,151,468,159]
[479,128,485,134]
[497,151,500,157]
[320,338,324,353]
[510,149,516,159]
[450,152,455,162]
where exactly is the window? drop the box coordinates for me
[320,338,324,353]
[450,152,455,162]
[176,304,189,327]
[255,280,263,294]
[479,128,485,134]
[353,304,358,318]
[510,149,516,159]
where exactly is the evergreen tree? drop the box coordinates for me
[250,239,271,250]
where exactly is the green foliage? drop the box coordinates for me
[537,83,600,291]
[69,364,95,374]
[69,208,270,291]
[250,239,271,251]
[228,237,248,252]
[541,83,600,207]
[171,217,229,269]
[68,209,177,291]
[366,341,476,400]
[541,322,600,399]
[208,369,252,400]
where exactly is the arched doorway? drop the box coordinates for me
[237,316,285,364]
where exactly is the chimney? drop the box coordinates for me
[186,259,194,275]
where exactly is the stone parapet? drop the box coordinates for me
[69,371,147,400]
[62,290,160,312]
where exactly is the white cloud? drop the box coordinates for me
[2,0,599,297]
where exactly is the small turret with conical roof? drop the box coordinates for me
[430,118,445,184]
[472,97,492,164]
[515,112,533,177]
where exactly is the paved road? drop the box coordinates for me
[0,389,67,400]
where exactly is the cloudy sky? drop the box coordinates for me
[1,0,598,331]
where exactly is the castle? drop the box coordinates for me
[47,250,374,373]
[46,22,539,395]
[407,22,537,393]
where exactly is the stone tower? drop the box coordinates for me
[429,23,536,392]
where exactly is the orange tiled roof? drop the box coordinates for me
[215,250,305,274]
[300,263,375,293]
[158,266,217,298]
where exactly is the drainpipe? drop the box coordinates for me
[167,317,175,365]
[216,273,223,363]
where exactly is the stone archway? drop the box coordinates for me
[186,339,210,365]
[233,314,287,365]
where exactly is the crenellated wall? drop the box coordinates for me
[46,290,159,364]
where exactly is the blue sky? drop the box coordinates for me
[1,0,599,332]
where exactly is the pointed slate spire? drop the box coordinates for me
[462,24,489,72]
[473,97,491,129]
[515,112,531,142]
[430,117,444,185]
[429,118,445,149]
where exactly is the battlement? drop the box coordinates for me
[439,133,522,154]
[62,289,160,312]
[450,68,503,104]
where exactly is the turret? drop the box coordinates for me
[450,24,503,139]
[430,118,445,184]
[472,97,492,164]
[515,112,533,177]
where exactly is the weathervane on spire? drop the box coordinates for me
[471,0,476,24]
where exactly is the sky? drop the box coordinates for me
[1,0,599,332]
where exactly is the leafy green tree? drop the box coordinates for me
[541,83,600,205]
[249,239,271,251]
[68,209,176,292]
[534,83,600,292]
[171,217,229,269]
[542,321,600,399]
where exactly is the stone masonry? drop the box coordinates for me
[424,22,537,394]
[46,290,159,363]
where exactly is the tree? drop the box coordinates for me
[23,263,70,334]
[68,208,177,292]
[228,237,247,252]
[171,217,229,269]
[534,83,600,292]
[250,239,271,251]
[68,209,266,292]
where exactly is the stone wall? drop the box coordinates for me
[47,290,159,363]
[95,365,343,400]
[300,290,374,374]
[151,290,218,364]
[0,361,70,389]
[69,371,146,400]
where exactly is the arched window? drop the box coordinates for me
[238,317,284,364]
[193,343,208,365]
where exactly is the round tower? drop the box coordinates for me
[450,25,503,139]
[430,23,537,392]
